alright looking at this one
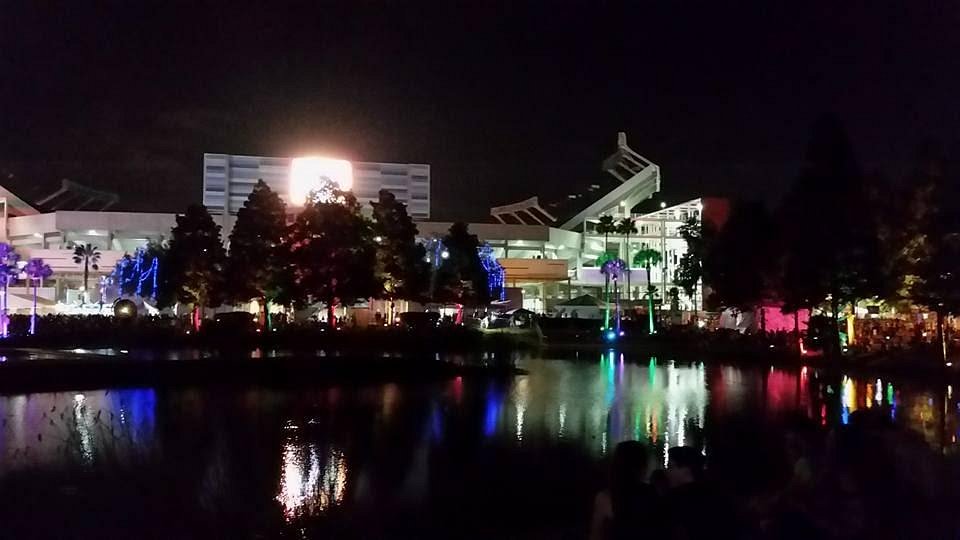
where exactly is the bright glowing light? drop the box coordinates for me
[289,157,353,205]
[440,250,450,259]
[276,443,347,520]
[659,201,667,209]
[605,330,616,342]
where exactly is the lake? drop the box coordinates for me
[0,351,955,538]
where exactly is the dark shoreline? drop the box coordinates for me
[0,330,951,394]
[0,350,520,395]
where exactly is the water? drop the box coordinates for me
[0,351,956,538]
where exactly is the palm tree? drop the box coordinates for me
[596,215,618,307]
[600,258,628,335]
[25,258,52,335]
[617,218,637,299]
[634,248,663,334]
[0,243,19,338]
[596,215,617,259]
[72,243,101,303]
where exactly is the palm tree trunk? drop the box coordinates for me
[614,279,621,335]
[624,232,631,300]
[646,263,655,334]
[83,259,89,303]
[1,276,8,338]
[30,281,37,335]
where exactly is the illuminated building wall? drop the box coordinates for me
[202,153,430,227]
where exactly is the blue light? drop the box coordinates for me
[111,246,161,300]
[483,384,502,438]
[605,330,617,342]
[478,243,505,301]
[619,330,625,337]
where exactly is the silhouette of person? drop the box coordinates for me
[590,441,661,540]
[663,446,737,538]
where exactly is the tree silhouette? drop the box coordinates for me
[908,148,960,363]
[226,180,290,329]
[596,215,617,261]
[434,222,490,306]
[703,201,781,332]
[600,258,628,332]
[286,181,378,328]
[24,258,52,335]
[371,189,429,308]
[779,117,882,353]
[617,217,637,298]
[165,204,227,330]
[72,243,100,303]
[675,217,710,320]
[634,247,662,334]
[0,243,19,337]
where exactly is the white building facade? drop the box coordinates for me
[202,153,430,230]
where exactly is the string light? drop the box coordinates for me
[478,243,505,301]
[110,247,161,300]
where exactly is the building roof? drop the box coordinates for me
[0,184,39,216]
[34,179,119,211]
[485,133,662,231]
[559,133,661,230]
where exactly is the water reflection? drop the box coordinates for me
[484,354,709,462]
[2,353,960,537]
[277,442,348,520]
[0,388,156,471]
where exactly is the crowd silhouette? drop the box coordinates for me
[590,410,958,540]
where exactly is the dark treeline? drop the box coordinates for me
[134,180,494,330]
[688,116,960,356]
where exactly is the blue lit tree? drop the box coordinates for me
[24,258,52,335]
[0,243,20,338]
[434,223,490,307]
[111,245,162,300]
[478,243,505,302]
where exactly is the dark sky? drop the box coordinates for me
[2,1,959,220]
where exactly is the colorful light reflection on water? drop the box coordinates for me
[0,354,957,535]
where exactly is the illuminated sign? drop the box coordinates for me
[289,157,353,205]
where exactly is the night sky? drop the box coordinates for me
[2,2,959,220]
